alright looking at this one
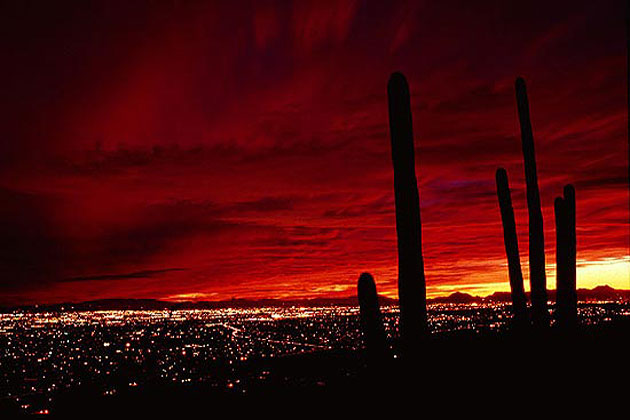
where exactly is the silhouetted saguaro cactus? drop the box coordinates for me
[515,77,549,327]
[556,185,577,328]
[564,185,577,322]
[554,196,568,324]
[387,72,428,347]
[495,168,529,327]
[357,273,388,362]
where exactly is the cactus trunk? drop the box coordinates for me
[387,72,428,346]
[495,168,529,327]
[554,196,568,324]
[357,273,388,362]
[564,185,577,324]
[556,185,577,328]
[515,77,549,327]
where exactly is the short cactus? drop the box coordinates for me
[555,185,577,328]
[357,273,388,362]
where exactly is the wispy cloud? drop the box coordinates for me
[62,268,187,282]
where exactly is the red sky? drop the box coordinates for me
[1,0,628,305]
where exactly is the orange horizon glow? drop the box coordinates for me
[10,257,627,306]
[160,257,630,302]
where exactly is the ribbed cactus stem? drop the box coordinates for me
[554,196,568,325]
[387,72,428,347]
[564,185,577,321]
[556,185,577,328]
[515,77,549,327]
[357,273,388,361]
[495,168,529,327]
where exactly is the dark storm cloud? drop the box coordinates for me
[0,192,234,290]
[0,188,65,291]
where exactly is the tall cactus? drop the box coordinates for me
[564,185,577,323]
[554,196,568,323]
[495,168,529,327]
[555,185,577,328]
[357,273,388,361]
[387,72,427,347]
[515,77,549,327]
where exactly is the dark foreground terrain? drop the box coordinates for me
[2,319,628,417]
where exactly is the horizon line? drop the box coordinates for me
[4,283,628,309]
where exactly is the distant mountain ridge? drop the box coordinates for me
[430,285,630,304]
[2,285,628,312]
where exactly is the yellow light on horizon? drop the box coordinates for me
[575,257,630,291]
[423,257,629,299]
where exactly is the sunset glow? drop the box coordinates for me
[1,0,628,305]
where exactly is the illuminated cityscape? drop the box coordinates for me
[1,302,628,414]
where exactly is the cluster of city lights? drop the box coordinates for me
[1,302,628,414]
